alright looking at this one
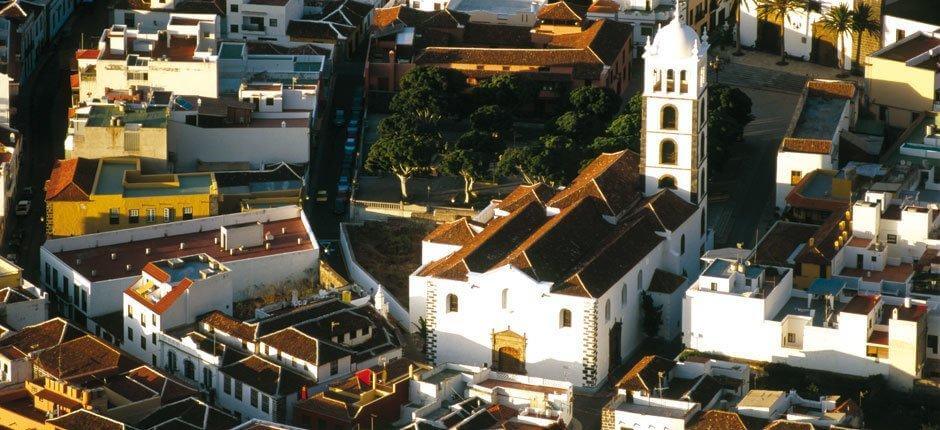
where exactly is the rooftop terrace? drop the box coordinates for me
[93,159,214,197]
[85,105,169,128]
[48,210,314,282]
[792,93,849,141]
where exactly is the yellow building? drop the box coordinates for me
[866,32,940,128]
[0,256,20,289]
[44,157,218,238]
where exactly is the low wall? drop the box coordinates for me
[339,222,410,326]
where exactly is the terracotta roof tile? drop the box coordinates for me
[47,409,125,430]
[259,328,317,363]
[689,410,754,430]
[647,269,686,294]
[781,138,832,154]
[549,19,632,64]
[0,318,84,355]
[754,222,818,267]
[497,183,555,213]
[764,421,814,430]
[33,335,133,381]
[424,218,476,245]
[44,158,98,202]
[588,0,619,13]
[614,355,676,393]
[537,1,586,22]
[201,311,256,341]
[641,188,699,231]
[841,294,880,315]
[807,80,856,99]
[547,150,641,216]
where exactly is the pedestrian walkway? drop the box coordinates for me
[713,49,862,94]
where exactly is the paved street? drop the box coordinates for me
[2,1,110,281]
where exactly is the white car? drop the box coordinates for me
[15,200,30,216]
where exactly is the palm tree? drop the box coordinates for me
[820,3,853,76]
[851,1,880,72]
[755,0,807,65]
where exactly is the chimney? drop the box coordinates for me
[265,242,271,250]
[126,264,132,272]
[408,364,414,379]
[214,237,219,245]
[180,242,185,250]
[371,371,377,389]
[145,247,151,255]
[904,297,911,308]
[281,227,286,234]
[297,238,302,245]
[110,252,118,261]
[75,258,82,265]
[892,307,899,319]
[91,269,97,277]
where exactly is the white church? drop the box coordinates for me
[408,15,712,390]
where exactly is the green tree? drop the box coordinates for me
[819,3,853,75]
[365,114,441,200]
[568,86,620,120]
[850,1,880,72]
[591,94,642,154]
[755,0,807,65]
[470,105,514,141]
[640,291,663,338]
[497,135,581,186]
[390,66,462,117]
[441,131,498,204]
[708,85,755,175]
[473,74,537,109]
[729,0,750,55]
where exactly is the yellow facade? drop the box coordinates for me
[0,257,21,288]
[865,55,936,127]
[46,158,218,238]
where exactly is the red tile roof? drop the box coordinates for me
[0,318,84,355]
[588,0,620,13]
[807,80,857,99]
[33,335,133,381]
[424,218,476,245]
[614,355,676,393]
[781,138,832,154]
[75,49,100,60]
[53,217,312,281]
[497,183,555,213]
[537,1,586,22]
[125,277,195,314]
[44,158,98,202]
[689,410,750,430]
[201,311,256,341]
[842,294,880,315]
[647,269,686,294]
[547,150,641,216]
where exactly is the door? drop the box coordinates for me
[857,254,864,269]
[812,22,838,67]
[756,17,781,55]
[609,322,622,369]
[497,347,525,374]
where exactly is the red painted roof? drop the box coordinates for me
[76,49,100,60]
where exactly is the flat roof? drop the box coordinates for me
[885,0,940,29]
[125,174,213,197]
[739,389,786,409]
[703,259,734,278]
[612,400,692,419]
[451,0,537,14]
[85,105,169,128]
[94,160,138,195]
[791,95,849,140]
[52,217,313,282]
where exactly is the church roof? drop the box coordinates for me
[418,151,694,298]
[647,12,702,58]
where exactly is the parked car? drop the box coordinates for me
[337,175,350,194]
[315,190,328,202]
[333,109,345,127]
[22,186,33,199]
[332,195,347,215]
[346,122,359,139]
[344,138,356,155]
[15,200,30,216]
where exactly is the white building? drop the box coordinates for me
[775,80,857,212]
[38,205,318,338]
[407,15,710,392]
[0,256,48,330]
[400,362,573,428]
[603,355,751,430]
[226,0,303,43]
[738,0,855,69]
[158,297,401,422]
[77,18,221,104]
[882,0,940,47]
[114,0,223,33]
[0,126,20,241]
[586,0,674,57]
[123,254,232,364]
[683,258,932,389]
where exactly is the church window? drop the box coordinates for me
[680,70,688,93]
[658,175,677,189]
[666,69,675,92]
[661,105,677,129]
[660,139,677,165]
[447,294,459,313]
[621,282,629,304]
[680,234,686,255]
[638,269,644,290]
[653,69,662,91]
[604,299,611,322]
[559,309,571,328]
[501,289,508,309]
